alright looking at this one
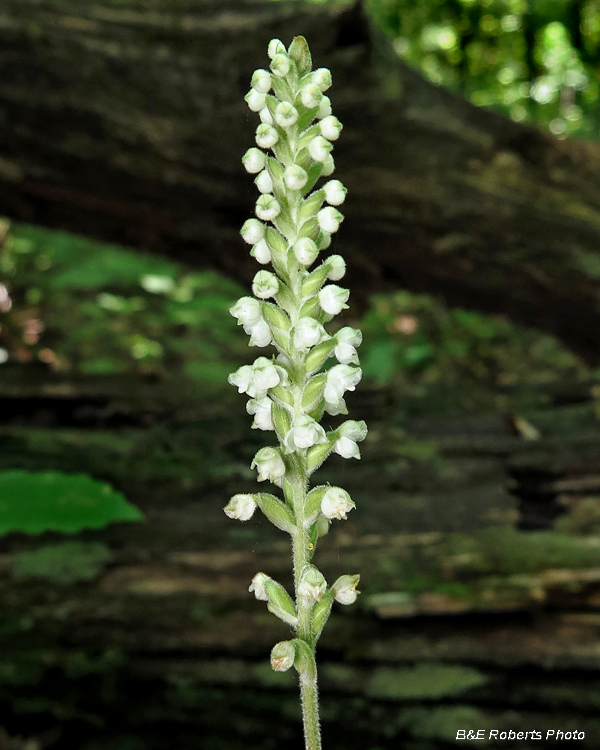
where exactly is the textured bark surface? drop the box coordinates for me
[1,2,600,365]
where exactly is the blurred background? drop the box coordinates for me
[1,0,600,748]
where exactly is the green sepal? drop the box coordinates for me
[307,440,333,474]
[265,94,279,117]
[288,36,312,75]
[304,485,328,527]
[299,296,319,318]
[301,162,324,196]
[269,384,294,408]
[271,76,294,103]
[271,328,290,354]
[308,399,325,423]
[272,403,291,441]
[267,157,285,182]
[275,284,296,316]
[308,521,319,559]
[265,579,298,627]
[296,106,319,133]
[274,210,296,241]
[266,226,288,255]
[312,590,335,640]
[298,217,319,240]
[256,492,297,533]
[301,263,329,298]
[316,515,330,537]
[305,339,334,373]
[293,638,315,673]
[283,476,295,509]
[261,302,291,333]
[302,373,326,412]
[299,190,324,222]
[298,124,320,151]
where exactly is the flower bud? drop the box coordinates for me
[251,446,286,485]
[250,239,271,264]
[283,165,308,191]
[284,415,328,453]
[224,493,257,521]
[259,106,274,125]
[321,486,355,520]
[319,116,343,141]
[318,232,332,250]
[241,219,266,245]
[251,68,272,94]
[245,89,267,112]
[248,318,272,348]
[230,296,262,329]
[252,270,279,299]
[318,284,349,315]
[268,38,286,60]
[274,102,299,128]
[308,136,333,163]
[271,53,291,78]
[317,207,344,234]
[292,317,328,351]
[300,83,323,109]
[249,571,271,601]
[316,96,332,119]
[270,640,296,672]
[255,170,273,195]
[242,148,267,174]
[332,574,360,605]
[256,123,279,149]
[323,179,347,206]
[332,421,367,460]
[313,68,332,92]
[256,195,281,222]
[293,237,319,266]
[326,255,346,280]
[321,154,335,176]
[298,565,327,604]
[246,397,274,431]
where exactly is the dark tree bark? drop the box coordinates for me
[1,1,600,364]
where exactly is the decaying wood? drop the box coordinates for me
[1,2,600,365]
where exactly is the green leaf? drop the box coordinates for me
[0,471,143,536]
[255,492,296,533]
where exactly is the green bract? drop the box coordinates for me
[226,36,367,750]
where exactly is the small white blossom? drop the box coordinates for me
[250,239,271,264]
[324,364,362,405]
[246,397,274,431]
[334,435,360,459]
[274,102,299,128]
[228,364,253,394]
[323,180,347,206]
[284,165,308,191]
[316,96,332,119]
[268,39,286,60]
[242,148,266,174]
[284,415,328,452]
[256,123,279,149]
[255,170,273,195]
[334,327,362,364]
[249,571,271,601]
[251,357,288,398]
[319,285,349,315]
[308,136,332,163]
[270,640,295,672]
[241,219,266,245]
[224,493,257,521]
[312,68,332,92]
[245,89,266,112]
[248,318,272,348]
[319,116,343,141]
[256,195,281,221]
[334,420,368,461]
[300,83,323,109]
[321,154,335,176]
[317,206,344,234]
[271,53,291,78]
[251,69,272,94]
[298,565,327,604]
[321,487,355,520]
[324,397,347,416]
[229,296,262,330]
[326,255,346,280]
[251,446,286,485]
[292,317,329,351]
[252,270,279,299]
[259,107,273,125]
[332,575,360,605]
[293,238,319,266]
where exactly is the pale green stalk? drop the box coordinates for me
[224,36,366,750]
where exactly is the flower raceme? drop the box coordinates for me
[225,36,367,750]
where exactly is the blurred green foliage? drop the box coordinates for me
[0,471,142,535]
[273,0,600,139]
[11,541,113,584]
